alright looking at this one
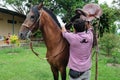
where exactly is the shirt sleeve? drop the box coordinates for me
[62,32,76,43]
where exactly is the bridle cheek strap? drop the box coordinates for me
[22,18,39,31]
[22,23,30,29]
[21,9,42,31]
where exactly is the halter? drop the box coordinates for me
[21,6,64,60]
[22,9,42,31]
[22,8,63,60]
[22,17,40,31]
[21,9,43,40]
[22,9,48,60]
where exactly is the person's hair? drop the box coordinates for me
[73,19,86,32]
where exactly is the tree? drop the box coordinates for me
[99,32,120,65]
[2,0,43,14]
[26,0,95,22]
[53,0,95,22]
[3,0,97,20]
[113,0,120,8]
[3,0,28,14]
[99,3,120,35]
[99,33,120,56]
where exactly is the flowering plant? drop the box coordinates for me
[9,34,20,46]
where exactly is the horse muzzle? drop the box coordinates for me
[19,30,32,40]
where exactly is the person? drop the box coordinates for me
[62,18,93,80]
[5,33,11,44]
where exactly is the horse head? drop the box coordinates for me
[19,3,43,40]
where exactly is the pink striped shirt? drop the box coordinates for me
[62,29,93,72]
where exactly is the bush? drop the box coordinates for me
[99,33,120,64]
[99,33,120,56]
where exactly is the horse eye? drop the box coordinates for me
[30,16,35,21]
[31,16,35,18]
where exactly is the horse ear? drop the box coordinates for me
[38,3,43,10]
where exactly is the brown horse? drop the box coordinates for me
[19,3,69,80]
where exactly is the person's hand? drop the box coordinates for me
[65,22,72,30]
[61,23,67,32]
[61,23,65,28]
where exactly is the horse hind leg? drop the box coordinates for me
[51,66,59,80]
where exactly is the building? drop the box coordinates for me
[0,7,25,37]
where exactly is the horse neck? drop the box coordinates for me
[40,11,63,50]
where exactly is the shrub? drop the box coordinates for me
[10,34,20,45]
[99,33,120,56]
[9,34,20,53]
[99,33,120,64]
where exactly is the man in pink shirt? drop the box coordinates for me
[62,18,93,80]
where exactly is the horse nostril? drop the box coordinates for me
[19,32,24,39]
[19,33,22,37]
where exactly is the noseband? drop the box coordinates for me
[22,15,41,31]
[22,6,42,31]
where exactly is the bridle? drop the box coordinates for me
[21,8,48,59]
[21,8,64,60]
[22,8,43,32]
[22,17,40,31]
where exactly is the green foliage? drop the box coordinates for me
[99,33,120,64]
[4,0,97,21]
[32,30,42,38]
[100,4,120,34]
[5,0,27,14]
[28,0,93,22]
[99,33,120,56]
[54,0,92,22]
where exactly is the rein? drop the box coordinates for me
[21,9,48,60]
[30,41,48,60]
[29,41,65,60]
[22,9,63,60]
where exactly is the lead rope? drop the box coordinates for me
[29,40,66,60]
[29,41,48,60]
[26,10,47,60]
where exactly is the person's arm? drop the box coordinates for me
[61,25,75,43]
[61,25,67,32]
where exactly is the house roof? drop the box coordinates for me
[0,7,26,18]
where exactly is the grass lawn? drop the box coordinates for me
[0,43,120,80]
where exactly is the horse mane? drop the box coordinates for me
[32,5,40,21]
[42,7,61,28]
[31,5,61,28]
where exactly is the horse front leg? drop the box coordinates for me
[51,66,59,80]
[60,67,66,80]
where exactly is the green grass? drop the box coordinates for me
[0,43,120,80]
[91,54,120,80]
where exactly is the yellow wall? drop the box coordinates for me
[0,12,25,36]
